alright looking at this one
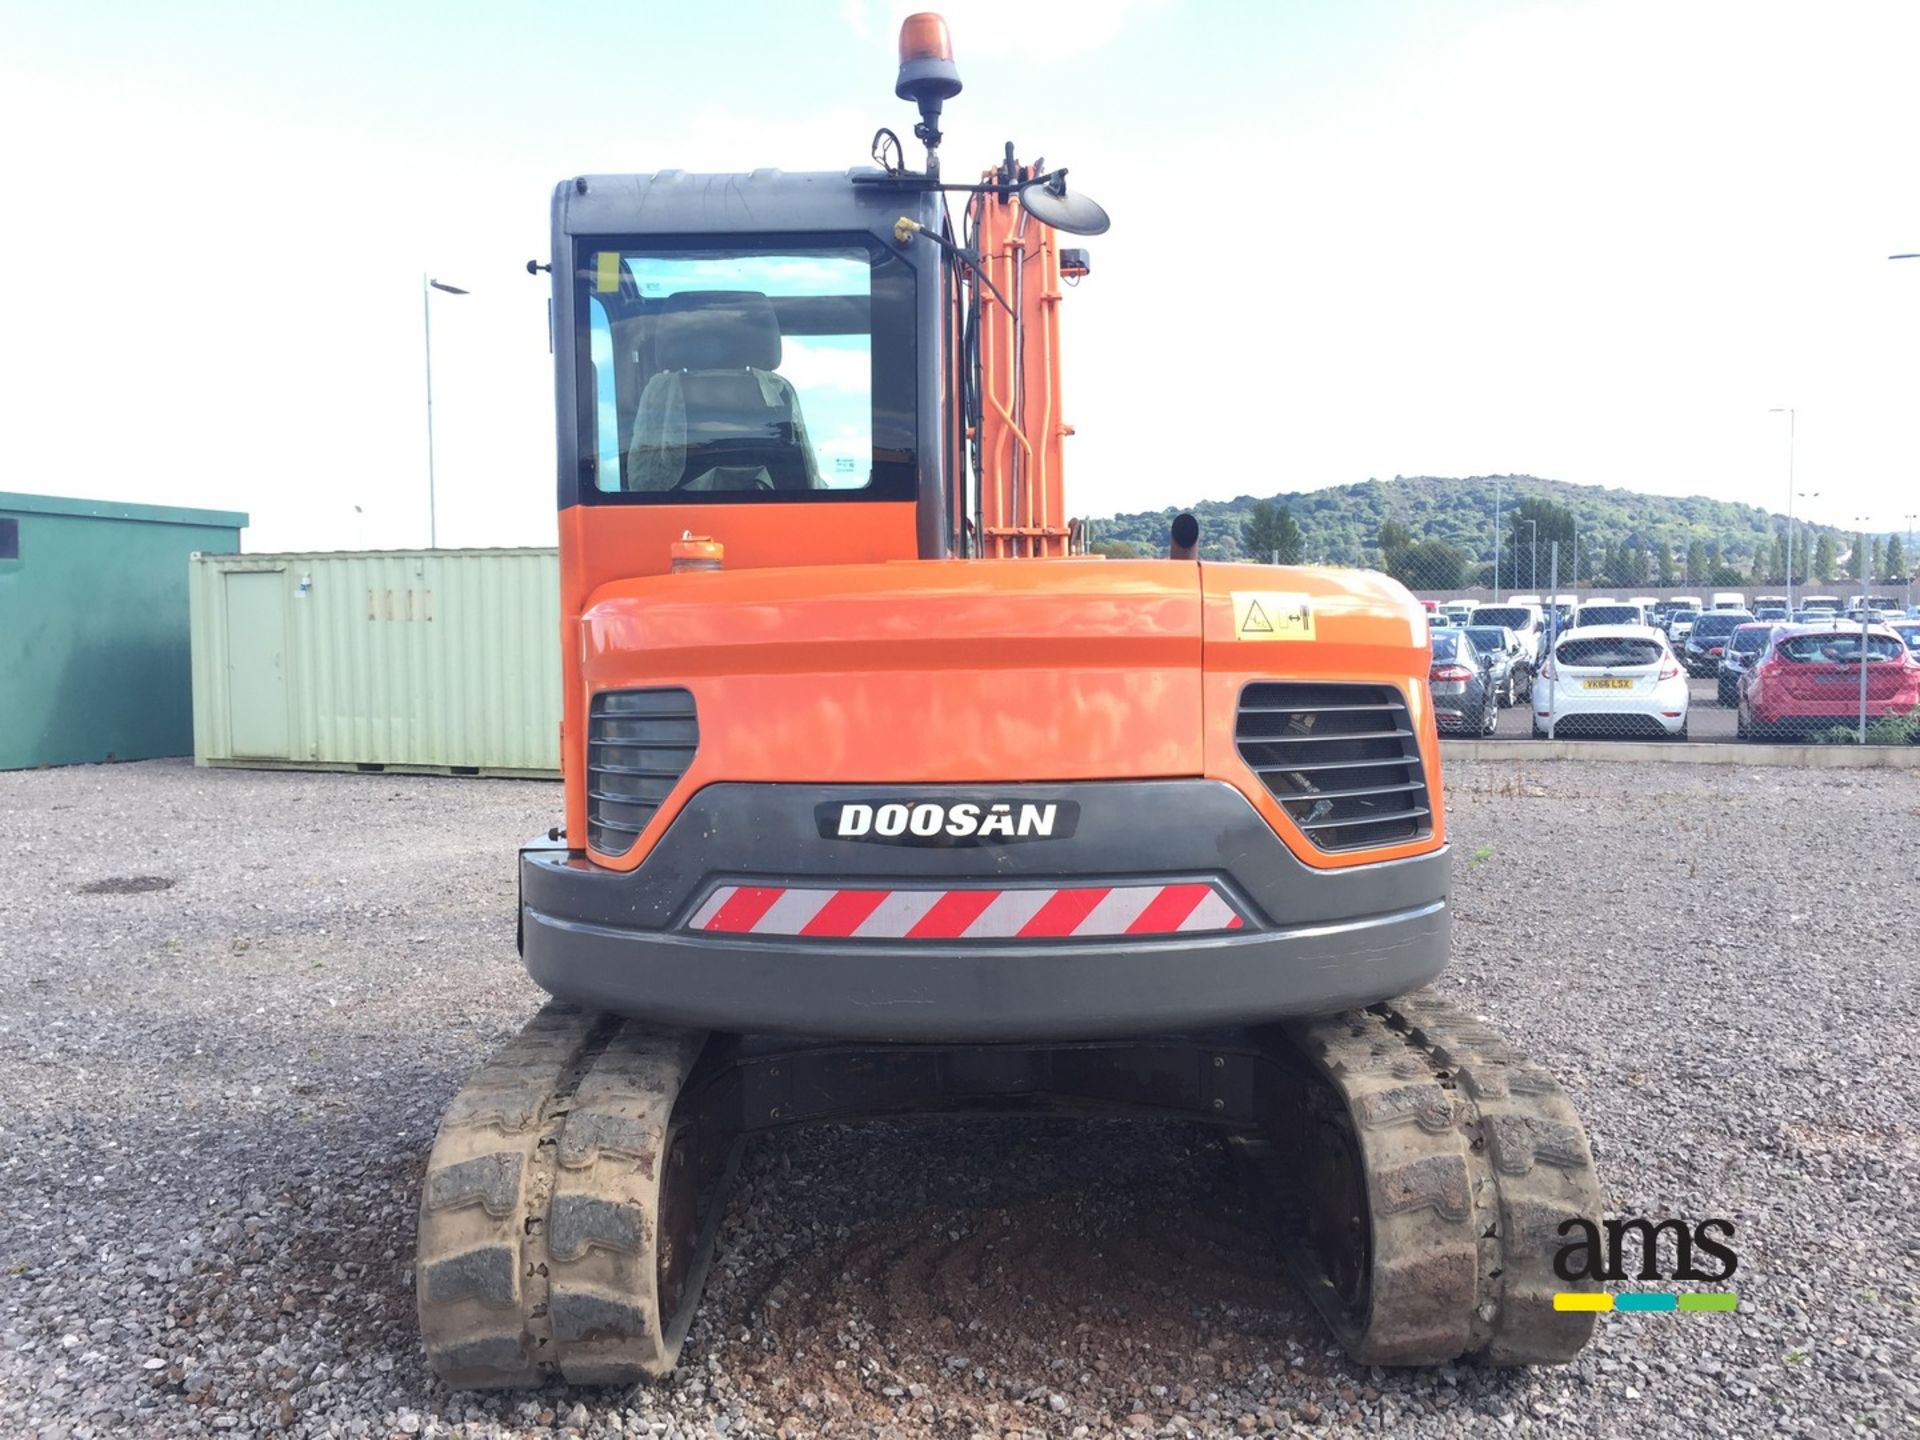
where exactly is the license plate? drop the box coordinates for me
[1583,678,1632,691]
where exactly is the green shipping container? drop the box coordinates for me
[188,549,561,776]
[0,492,248,770]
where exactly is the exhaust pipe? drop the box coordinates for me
[1169,512,1199,560]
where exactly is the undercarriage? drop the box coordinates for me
[418,994,1601,1388]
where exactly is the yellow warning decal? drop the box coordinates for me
[595,251,622,294]
[1232,591,1316,641]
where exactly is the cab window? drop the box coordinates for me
[576,238,914,504]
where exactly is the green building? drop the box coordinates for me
[0,492,248,770]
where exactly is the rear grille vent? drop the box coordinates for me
[1235,682,1432,852]
[586,688,698,856]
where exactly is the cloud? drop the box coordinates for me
[780,338,873,394]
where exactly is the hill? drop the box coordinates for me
[1086,474,1869,589]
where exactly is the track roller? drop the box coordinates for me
[417,1004,738,1388]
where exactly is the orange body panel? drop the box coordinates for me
[577,559,1204,870]
[563,546,1444,875]
[557,502,919,847]
[1197,564,1447,868]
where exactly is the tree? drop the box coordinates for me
[1870,537,1885,581]
[1814,533,1837,582]
[1685,539,1708,586]
[1607,541,1641,588]
[1243,500,1303,564]
[1848,532,1866,581]
[1887,534,1908,580]
[1508,497,1575,591]
[1796,530,1815,585]
[1773,532,1789,585]
[1706,540,1724,579]
[1388,538,1470,590]
[1091,539,1143,559]
[1750,548,1770,585]
[1656,538,1676,586]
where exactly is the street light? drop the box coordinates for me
[1794,491,1820,599]
[1893,257,1918,612]
[1904,512,1917,612]
[1769,408,1796,611]
[1852,514,1877,742]
[1493,475,1502,602]
[423,275,470,549]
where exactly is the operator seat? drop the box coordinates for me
[627,290,821,492]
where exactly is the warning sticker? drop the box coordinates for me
[595,251,622,294]
[1232,591,1316,641]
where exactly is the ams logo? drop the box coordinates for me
[1554,1217,1739,1283]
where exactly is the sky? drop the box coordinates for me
[4,0,1918,553]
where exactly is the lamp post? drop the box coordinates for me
[1904,512,1917,612]
[1769,408,1796,611]
[1853,514,1877,742]
[422,275,470,549]
[1493,475,1502,602]
[1794,492,1820,602]
[1892,255,1919,613]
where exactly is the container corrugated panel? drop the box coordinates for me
[189,549,561,775]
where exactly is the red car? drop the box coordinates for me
[1738,625,1920,738]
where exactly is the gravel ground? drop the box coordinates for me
[0,757,1913,1440]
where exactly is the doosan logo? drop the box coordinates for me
[816,800,1081,846]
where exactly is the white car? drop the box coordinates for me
[1573,600,1647,629]
[1533,625,1690,740]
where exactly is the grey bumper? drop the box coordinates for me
[519,780,1450,1042]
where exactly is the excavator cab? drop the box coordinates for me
[416,11,1602,1393]
[555,177,937,571]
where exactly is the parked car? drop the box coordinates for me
[1682,610,1756,677]
[1792,608,1836,624]
[1753,603,1790,622]
[1429,628,1500,736]
[1439,601,1476,626]
[1574,601,1647,629]
[1464,625,1535,707]
[1717,622,1781,706]
[1534,626,1689,739]
[1889,620,1920,658]
[1739,625,1920,739]
[1666,607,1700,643]
[1709,591,1747,612]
[1468,603,1546,663]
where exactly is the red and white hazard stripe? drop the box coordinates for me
[686,883,1245,939]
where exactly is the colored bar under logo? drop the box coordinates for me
[1552,1293,1739,1313]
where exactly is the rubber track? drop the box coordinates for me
[1283,991,1603,1366]
[417,1004,712,1389]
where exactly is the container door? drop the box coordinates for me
[224,571,289,757]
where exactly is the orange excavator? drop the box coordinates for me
[416,13,1601,1388]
